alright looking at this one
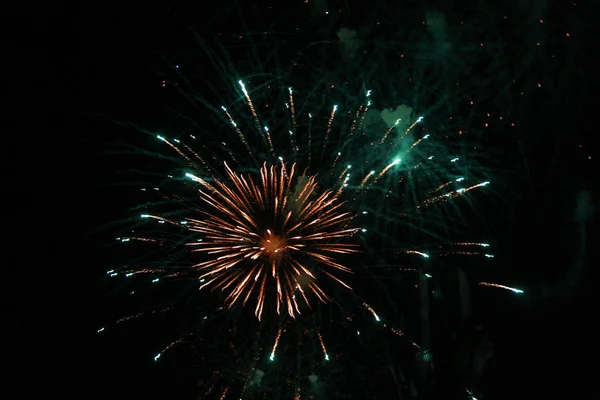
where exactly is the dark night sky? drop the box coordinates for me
[11,0,598,398]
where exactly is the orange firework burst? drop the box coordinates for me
[185,161,360,320]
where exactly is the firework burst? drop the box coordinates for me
[93,2,544,395]
[100,73,519,400]
[97,74,524,399]
[183,161,359,320]
[104,76,502,331]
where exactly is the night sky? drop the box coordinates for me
[16,1,598,398]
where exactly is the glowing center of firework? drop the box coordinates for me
[261,229,287,259]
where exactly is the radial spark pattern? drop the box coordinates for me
[184,162,359,320]
[100,70,511,400]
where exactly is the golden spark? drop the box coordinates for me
[186,162,359,320]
